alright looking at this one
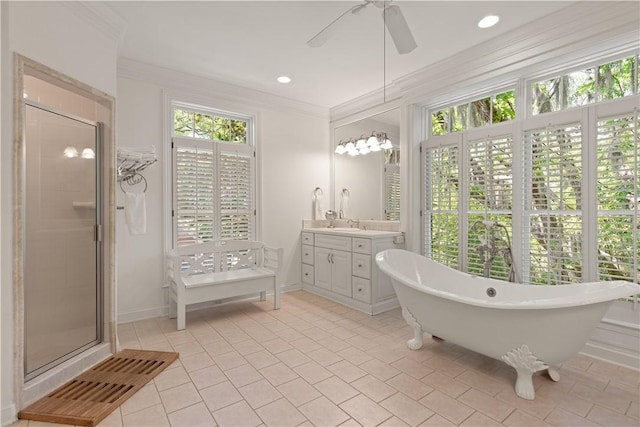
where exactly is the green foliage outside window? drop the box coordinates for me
[174,108,247,143]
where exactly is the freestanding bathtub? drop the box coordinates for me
[375,249,640,400]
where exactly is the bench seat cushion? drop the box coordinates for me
[182,268,275,288]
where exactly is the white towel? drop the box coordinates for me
[340,192,350,219]
[313,192,324,220]
[125,192,147,235]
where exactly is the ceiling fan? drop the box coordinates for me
[307,1,417,55]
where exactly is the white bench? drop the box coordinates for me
[167,240,282,330]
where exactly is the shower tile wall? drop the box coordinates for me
[24,76,99,375]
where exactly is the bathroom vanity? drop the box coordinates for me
[301,227,404,314]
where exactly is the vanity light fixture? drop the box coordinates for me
[478,15,499,28]
[81,147,95,159]
[63,146,79,158]
[335,132,392,156]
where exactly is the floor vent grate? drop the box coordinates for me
[18,349,178,426]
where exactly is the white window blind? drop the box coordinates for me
[467,135,514,280]
[424,144,459,268]
[384,164,400,221]
[596,112,639,284]
[523,123,583,285]
[173,137,255,246]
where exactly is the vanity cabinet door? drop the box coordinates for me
[314,247,332,291]
[330,249,352,297]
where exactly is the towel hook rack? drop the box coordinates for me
[119,172,147,193]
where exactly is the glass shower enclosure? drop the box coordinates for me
[23,102,102,380]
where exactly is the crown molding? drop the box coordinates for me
[118,58,329,119]
[330,84,402,123]
[395,1,640,106]
[63,2,127,44]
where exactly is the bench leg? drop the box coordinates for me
[177,301,186,330]
[273,283,281,310]
[168,297,177,319]
[259,291,266,302]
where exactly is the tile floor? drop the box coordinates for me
[12,291,640,427]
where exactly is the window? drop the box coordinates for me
[384,150,401,221]
[172,104,254,246]
[423,53,639,290]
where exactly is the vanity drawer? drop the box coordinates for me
[352,238,372,254]
[352,253,371,279]
[302,232,314,245]
[302,244,314,264]
[315,234,351,251]
[352,277,371,303]
[302,263,314,285]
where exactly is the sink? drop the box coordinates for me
[323,227,361,232]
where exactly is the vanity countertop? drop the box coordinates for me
[303,228,402,238]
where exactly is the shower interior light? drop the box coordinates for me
[81,147,95,159]
[334,132,392,155]
[355,137,367,150]
[63,146,79,158]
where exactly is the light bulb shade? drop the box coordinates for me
[369,144,382,152]
[359,146,370,155]
[355,137,367,149]
[381,138,393,149]
[81,147,95,159]
[347,149,359,156]
[335,144,346,154]
[367,134,379,147]
[345,141,355,151]
[63,146,78,158]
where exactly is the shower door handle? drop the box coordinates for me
[94,224,103,242]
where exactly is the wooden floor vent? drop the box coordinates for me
[18,349,179,426]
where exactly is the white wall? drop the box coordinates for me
[116,65,330,323]
[1,3,119,425]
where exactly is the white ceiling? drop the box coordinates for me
[107,1,574,109]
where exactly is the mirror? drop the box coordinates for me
[333,108,400,220]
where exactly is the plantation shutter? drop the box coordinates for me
[384,164,400,221]
[173,139,215,246]
[423,143,460,268]
[466,135,513,280]
[522,123,583,285]
[218,144,254,240]
[596,112,639,284]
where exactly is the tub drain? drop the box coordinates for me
[486,287,497,297]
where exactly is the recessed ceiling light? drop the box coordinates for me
[478,15,499,29]
[277,76,291,84]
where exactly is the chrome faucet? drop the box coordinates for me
[347,219,360,229]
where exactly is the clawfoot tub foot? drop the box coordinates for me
[502,344,548,400]
[547,368,560,382]
[401,307,424,350]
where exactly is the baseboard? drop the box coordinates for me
[117,306,168,324]
[581,342,640,371]
[1,404,17,427]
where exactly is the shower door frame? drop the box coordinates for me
[22,100,103,382]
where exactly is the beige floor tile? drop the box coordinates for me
[212,400,262,427]
[154,365,191,391]
[586,405,639,427]
[495,388,556,419]
[571,382,633,414]
[535,382,593,417]
[378,416,409,426]
[299,396,351,427]
[456,369,507,396]
[459,412,503,426]
[351,375,397,402]
[302,327,333,341]
[224,363,263,388]
[261,337,294,354]
[213,350,247,371]
[276,348,312,368]
[260,362,299,386]
[628,401,639,420]
[328,360,367,383]
[337,419,362,427]
[344,335,378,351]
[386,373,434,401]
[96,407,123,427]
[390,358,434,380]
[458,388,515,422]
[317,336,351,352]
[245,350,280,370]
[200,381,243,412]
[368,347,405,365]
[294,360,334,384]
[277,377,322,407]
[307,347,344,367]
[315,376,360,404]
[360,359,401,382]
[330,327,357,340]
[545,408,600,427]
[502,408,552,426]
[122,403,170,427]
[337,347,374,365]
[189,364,227,390]
[179,351,215,373]
[419,390,474,425]
[422,355,466,378]
[418,414,456,426]
[202,339,234,357]
[172,340,205,357]
[167,402,216,427]
[120,382,161,415]
[290,337,324,353]
[232,339,265,356]
[339,394,393,426]
[421,371,470,398]
[238,379,283,409]
[255,398,307,427]
[159,382,202,414]
[380,392,434,426]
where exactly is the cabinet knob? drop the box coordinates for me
[357,287,362,292]
[358,264,363,268]
[305,253,309,256]
[304,273,309,276]
[358,244,363,248]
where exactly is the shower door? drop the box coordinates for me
[24,102,102,380]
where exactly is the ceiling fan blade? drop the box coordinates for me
[382,5,417,55]
[307,2,368,47]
